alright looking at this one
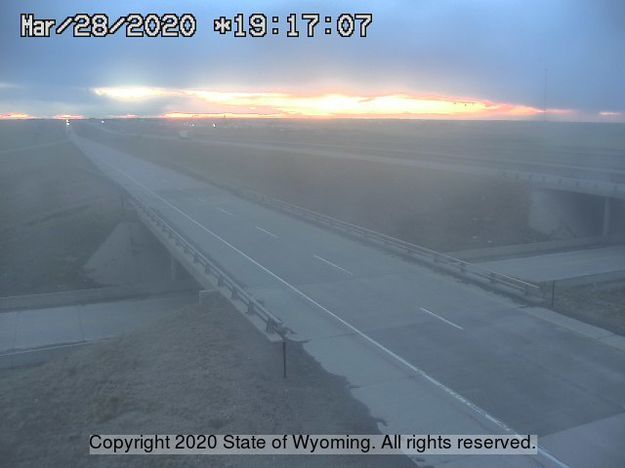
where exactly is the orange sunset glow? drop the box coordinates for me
[0,113,32,119]
[93,87,556,120]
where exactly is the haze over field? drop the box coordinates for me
[1,0,624,121]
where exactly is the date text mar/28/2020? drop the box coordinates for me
[19,13,373,38]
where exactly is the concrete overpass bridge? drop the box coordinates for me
[68,126,625,468]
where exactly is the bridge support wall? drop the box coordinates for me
[529,188,623,240]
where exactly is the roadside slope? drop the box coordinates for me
[0,293,415,468]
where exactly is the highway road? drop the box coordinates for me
[70,128,625,467]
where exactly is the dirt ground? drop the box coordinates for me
[0,293,416,468]
[0,121,126,295]
[553,282,625,336]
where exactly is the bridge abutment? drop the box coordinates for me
[528,188,623,240]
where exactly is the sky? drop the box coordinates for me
[0,0,624,121]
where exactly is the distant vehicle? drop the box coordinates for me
[178,129,190,139]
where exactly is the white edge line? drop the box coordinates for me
[95,156,568,468]
[419,307,464,330]
[313,254,353,276]
[216,207,234,216]
[255,226,278,238]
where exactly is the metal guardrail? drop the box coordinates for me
[201,176,544,301]
[128,196,287,339]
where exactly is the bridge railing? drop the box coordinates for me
[203,177,544,301]
[497,169,625,199]
[127,195,287,339]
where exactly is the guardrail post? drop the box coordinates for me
[247,301,254,316]
[282,339,287,379]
